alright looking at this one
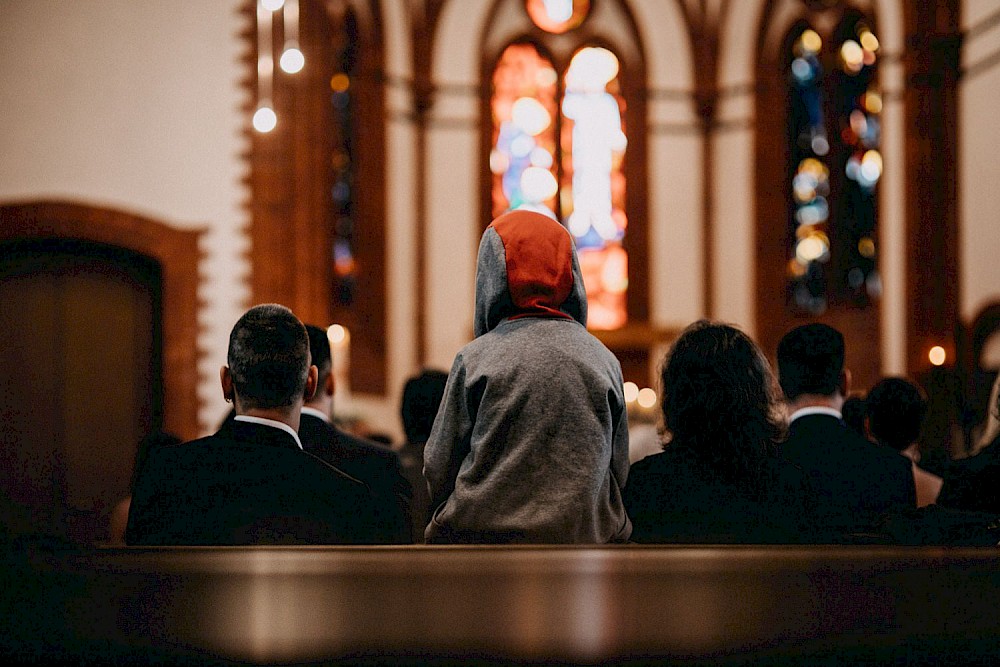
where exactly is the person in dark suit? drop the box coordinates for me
[125,304,379,546]
[623,321,819,544]
[299,325,412,543]
[398,369,448,542]
[939,373,1000,513]
[776,323,915,541]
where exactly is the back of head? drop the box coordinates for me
[305,324,332,379]
[473,209,587,336]
[776,323,845,400]
[401,369,448,444]
[660,320,784,480]
[227,304,310,410]
[866,377,927,451]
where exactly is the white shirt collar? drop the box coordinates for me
[789,406,843,423]
[233,415,304,449]
[300,406,332,424]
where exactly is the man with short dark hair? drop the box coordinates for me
[399,369,448,541]
[866,377,941,508]
[776,323,915,541]
[126,304,379,545]
[298,324,412,543]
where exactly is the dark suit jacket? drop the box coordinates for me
[623,444,821,544]
[298,413,413,543]
[939,433,1000,513]
[397,441,432,543]
[125,420,380,546]
[781,413,916,541]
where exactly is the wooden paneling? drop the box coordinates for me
[245,0,388,394]
[902,1,961,376]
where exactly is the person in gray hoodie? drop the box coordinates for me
[423,209,631,544]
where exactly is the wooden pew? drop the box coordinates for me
[4,544,1000,665]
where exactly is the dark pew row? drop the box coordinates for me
[4,544,1000,665]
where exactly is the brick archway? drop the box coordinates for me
[0,200,204,440]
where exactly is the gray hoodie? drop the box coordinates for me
[423,210,631,543]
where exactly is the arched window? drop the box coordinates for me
[786,14,883,314]
[755,3,885,391]
[486,0,634,331]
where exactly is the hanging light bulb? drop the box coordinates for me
[253,104,277,133]
[279,0,303,73]
[255,0,276,132]
[261,0,284,11]
[280,44,304,73]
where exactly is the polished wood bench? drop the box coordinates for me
[4,544,1000,665]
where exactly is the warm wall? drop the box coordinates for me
[0,0,248,433]
[960,0,1000,324]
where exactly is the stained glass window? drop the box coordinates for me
[786,17,882,314]
[490,43,628,330]
[330,14,358,307]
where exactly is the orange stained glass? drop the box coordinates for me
[490,43,559,219]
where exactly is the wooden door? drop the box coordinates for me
[0,239,161,545]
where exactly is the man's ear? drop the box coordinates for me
[324,370,335,397]
[220,366,235,403]
[304,364,319,401]
[839,368,852,398]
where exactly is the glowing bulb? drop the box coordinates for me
[261,0,284,11]
[536,67,558,88]
[637,388,657,409]
[623,381,639,403]
[601,246,628,294]
[328,324,348,346]
[566,47,619,91]
[330,73,350,92]
[841,40,864,73]
[859,150,883,187]
[542,0,573,22]
[929,346,946,366]
[796,236,828,263]
[864,90,883,114]
[858,237,876,258]
[860,31,880,53]
[800,29,822,54]
[489,149,510,175]
[520,167,558,202]
[510,135,535,159]
[280,46,305,73]
[529,147,553,169]
[253,105,277,133]
[511,97,551,136]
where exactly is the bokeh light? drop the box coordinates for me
[637,388,657,409]
[330,73,350,92]
[520,166,558,203]
[623,381,639,403]
[280,46,305,74]
[328,324,348,346]
[512,97,552,136]
[840,40,864,74]
[253,105,277,133]
[800,29,822,54]
[929,346,947,366]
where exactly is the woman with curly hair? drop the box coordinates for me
[624,320,818,543]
